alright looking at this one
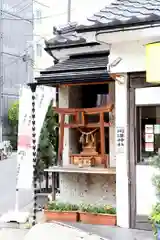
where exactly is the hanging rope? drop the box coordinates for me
[78,128,98,146]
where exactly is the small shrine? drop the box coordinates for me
[54,104,114,168]
[36,24,116,171]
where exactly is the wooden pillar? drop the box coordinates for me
[58,113,65,165]
[51,172,56,201]
[100,112,106,167]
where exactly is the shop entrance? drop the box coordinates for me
[128,73,160,230]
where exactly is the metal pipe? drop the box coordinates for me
[67,0,71,23]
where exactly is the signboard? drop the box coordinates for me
[154,125,160,134]
[135,87,160,105]
[145,143,154,152]
[116,127,125,153]
[146,42,160,83]
[16,85,55,189]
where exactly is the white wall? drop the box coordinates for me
[59,86,69,165]
[115,74,129,228]
[109,82,116,167]
[108,41,146,73]
[136,165,157,215]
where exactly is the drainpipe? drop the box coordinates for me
[67,0,71,23]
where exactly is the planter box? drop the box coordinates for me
[79,212,116,225]
[44,210,78,222]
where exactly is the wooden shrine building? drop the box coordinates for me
[35,24,117,208]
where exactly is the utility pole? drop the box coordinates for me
[67,0,71,22]
[0,0,3,143]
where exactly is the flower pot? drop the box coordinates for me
[44,210,78,222]
[79,212,116,225]
[155,223,160,240]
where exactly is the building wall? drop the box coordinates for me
[129,73,158,216]
[108,40,148,74]
[1,0,33,139]
[104,37,160,227]
[115,74,129,228]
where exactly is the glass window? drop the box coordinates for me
[136,106,160,164]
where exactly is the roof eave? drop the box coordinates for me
[76,19,160,33]
[44,41,100,51]
[35,72,114,87]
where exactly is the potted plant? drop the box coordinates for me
[44,201,79,222]
[149,203,160,239]
[149,154,160,239]
[79,204,116,225]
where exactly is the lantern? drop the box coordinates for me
[146,42,160,83]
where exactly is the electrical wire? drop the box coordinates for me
[2,9,74,21]
[8,0,49,11]
[6,0,32,11]
[2,35,46,71]
[2,5,33,23]
[0,0,71,81]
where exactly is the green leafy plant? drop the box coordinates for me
[149,154,160,237]
[79,204,116,215]
[149,203,160,224]
[36,100,58,190]
[47,202,79,212]
[8,101,19,149]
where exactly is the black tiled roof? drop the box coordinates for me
[36,71,112,86]
[45,22,87,49]
[76,0,160,32]
[37,51,111,86]
[41,51,109,74]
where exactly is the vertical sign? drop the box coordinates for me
[16,85,55,189]
[116,127,125,153]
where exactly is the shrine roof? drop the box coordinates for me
[76,0,160,33]
[45,22,92,50]
[35,51,113,86]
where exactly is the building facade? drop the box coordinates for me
[0,0,33,140]
[33,0,160,232]
[76,0,160,230]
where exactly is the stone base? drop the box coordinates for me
[58,173,116,206]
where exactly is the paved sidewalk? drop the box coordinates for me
[0,228,28,239]
[24,222,108,240]
[0,222,109,240]
[65,222,154,240]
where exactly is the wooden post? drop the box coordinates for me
[100,112,106,167]
[51,172,56,201]
[58,113,65,165]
